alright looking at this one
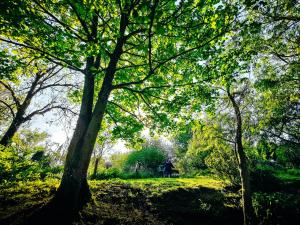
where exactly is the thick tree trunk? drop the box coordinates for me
[53,58,95,214]
[63,57,95,163]
[55,45,123,213]
[54,73,112,215]
[54,12,128,220]
[227,90,255,225]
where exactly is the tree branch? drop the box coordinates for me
[67,0,93,40]
[0,37,83,72]
[113,30,226,89]
[108,100,143,124]
[32,0,88,42]
[0,100,15,118]
[0,81,21,108]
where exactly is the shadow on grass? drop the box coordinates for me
[1,180,242,225]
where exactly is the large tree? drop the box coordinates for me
[0,0,236,218]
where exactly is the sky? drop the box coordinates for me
[30,113,130,157]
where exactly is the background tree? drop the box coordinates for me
[91,127,115,177]
[0,61,77,146]
[244,0,299,147]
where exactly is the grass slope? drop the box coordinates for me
[0,175,299,225]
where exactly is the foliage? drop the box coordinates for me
[0,145,62,183]
[109,153,129,170]
[172,125,193,159]
[0,49,23,80]
[90,167,121,180]
[205,146,240,186]
[124,145,167,173]
[179,121,240,186]
[0,129,63,183]
[276,144,300,167]
[91,169,157,180]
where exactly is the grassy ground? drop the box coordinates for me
[0,176,241,225]
[0,175,299,225]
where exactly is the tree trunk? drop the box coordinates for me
[54,44,123,213]
[54,72,112,216]
[53,58,95,214]
[0,113,23,146]
[0,74,40,146]
[227,90,255,225]
[53,12,128,219]
[93,157,99,176]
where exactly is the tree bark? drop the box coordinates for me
[53,58,95,213]
[54,69,112,215]
[227,90,255,225]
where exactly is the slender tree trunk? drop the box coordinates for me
[0,74,40,146]
[227,90,255,225]
[93,157,99,176]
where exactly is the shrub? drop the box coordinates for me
[0,145,62,183]
[276,144,300,167]
[124,146,167,174]
[205,147,240,186]
[90,168,121,180]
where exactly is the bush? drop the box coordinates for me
[0,145,62,183]
[121,171,156,179]
[205,147,240,186]
[286,168,300,176]
[276,144,300,167]
[90,168,121,180]
[124,146,167,174]
[90,168,158,180]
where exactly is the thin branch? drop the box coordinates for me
[0,81,21,108]
[108,100,143,123]
[32,0,88,42]
[105,110,122,134]
[148,0,158,72]
[113,30,226,89]
[138,92,163,121]
[0,100,15,118]
[24,104,77,121]
[67,0,92,40]
[0,37,83,72]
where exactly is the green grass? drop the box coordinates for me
[1,176,299,225]
[89,176,225,196]
[0,176,227,225]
